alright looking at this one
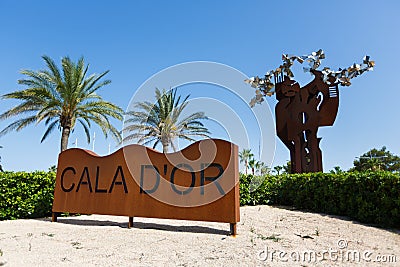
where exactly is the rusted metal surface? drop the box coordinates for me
[246,50,374,173]
[275,70,339,173]
[52,139,240,234]
[230,223,237,236]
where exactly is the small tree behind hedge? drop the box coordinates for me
[351,147,400,172]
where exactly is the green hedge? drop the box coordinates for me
[0,171,56,220]
[240,171,400,228]
[1,170,399,228]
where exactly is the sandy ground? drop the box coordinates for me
[0,205,399,266]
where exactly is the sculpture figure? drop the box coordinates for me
[246,50,374,173]
[275,70,338,173]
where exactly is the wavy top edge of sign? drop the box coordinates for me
[60,138,237,159]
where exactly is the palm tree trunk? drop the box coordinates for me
[60,126,71,152]
[245,160,248,175]
[162,140,169,153]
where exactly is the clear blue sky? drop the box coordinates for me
[0,0,399,172]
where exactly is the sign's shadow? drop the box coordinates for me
[56,217,230,236]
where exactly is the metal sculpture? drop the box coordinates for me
[246,50,374,173]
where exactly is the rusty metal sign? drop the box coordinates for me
[52,139,240,235]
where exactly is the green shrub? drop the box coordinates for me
[240,171,400,228]
[1,169,399,228]
[0,171,56,220]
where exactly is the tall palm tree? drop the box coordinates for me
[248,158,256,175]
[254,160,262,175]
[0,56,123,152]
[259,162,270,176]
[123,88,210,153]
[239,148,253,175]
[0,145,3,172]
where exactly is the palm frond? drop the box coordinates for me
[78,119,91,143]
[123,87,210,151]
[41,120,59,143]
[0,55,123,151]
[0,116,37,137]
[42,55,63,85]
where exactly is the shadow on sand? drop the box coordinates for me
[40,216,230,236]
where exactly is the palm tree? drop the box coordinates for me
[254,160,269,175]
[273,165,284,175]
[248,158,257,175]
[259,163,270,176]
[123,88,210,153]
[0,145,3,172]
[329,166,343,174]
[239,148,253,175]
[0,56,123,152]
[253,160,263,175]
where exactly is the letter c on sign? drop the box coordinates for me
[61,167,76,192]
